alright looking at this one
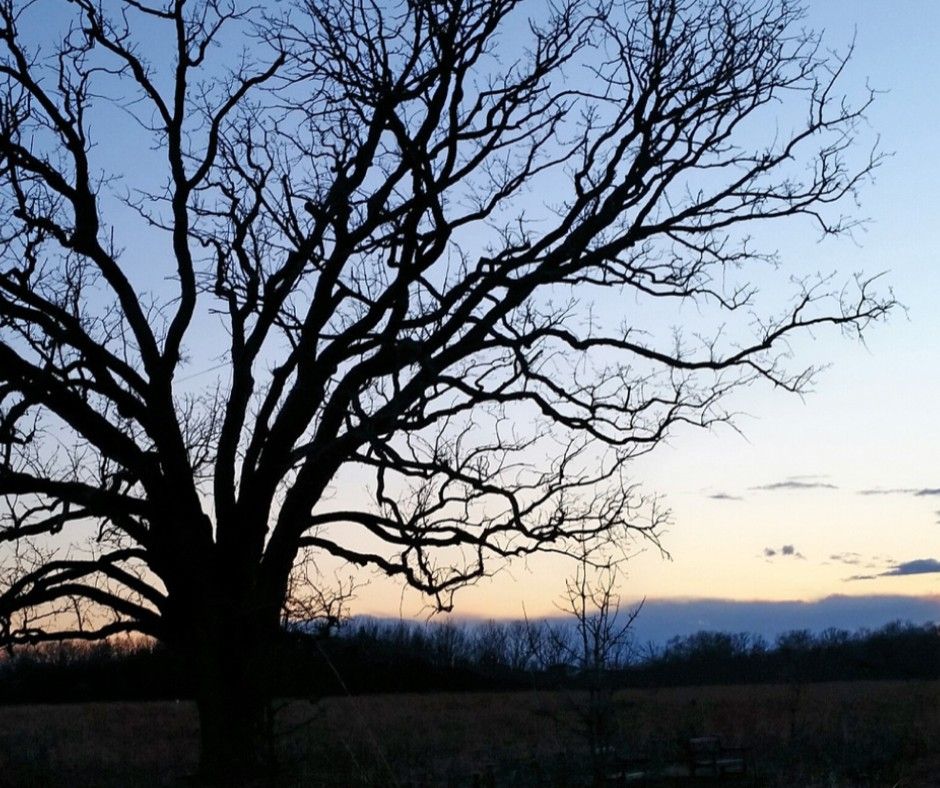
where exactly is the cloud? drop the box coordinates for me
[883,559,940,576]
[830,552,863,566]
[525,595,940,647]
[708,492,743,501]
[847,558,940,582]
[858,487,940,497]
[763,544,805,560]
[751,478,837,492]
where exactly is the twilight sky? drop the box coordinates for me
[15,0,940,634]
[351,1,940,625]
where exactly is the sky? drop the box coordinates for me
[350,1,940,628]
[9,1,940,637]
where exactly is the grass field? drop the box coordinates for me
[1,681,940,786]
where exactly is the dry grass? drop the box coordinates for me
[0,700,198,786]
[1,681,939,786]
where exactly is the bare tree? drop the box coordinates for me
[0,0,892,780]
[557,553,643,775]
[561,556,641,676]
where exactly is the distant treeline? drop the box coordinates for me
[2,619,939,704]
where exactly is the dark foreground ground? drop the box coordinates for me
[1,681,940,786]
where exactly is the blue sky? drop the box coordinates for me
[350,2,940,627]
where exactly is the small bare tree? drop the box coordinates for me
[562,557,642,674]
[0,0,892,779]
[557,553,643,776]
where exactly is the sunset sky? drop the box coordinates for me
[352,1,940,626]
[14,0,940,637]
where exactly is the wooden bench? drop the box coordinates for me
[685,735,747,778]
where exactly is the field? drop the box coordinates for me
[1,681,940,786]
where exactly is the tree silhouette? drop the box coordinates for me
[557,554,642,777]
[0,0,892,781]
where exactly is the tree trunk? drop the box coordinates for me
[188,589,279,787]
[194,638,270,785]
[197,694,265,784]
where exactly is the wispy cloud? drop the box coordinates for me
[858,487,940,497]
[847,558,940,582]
[752,477,837,492]
[708,492,743,501]
[830,552,863,566]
